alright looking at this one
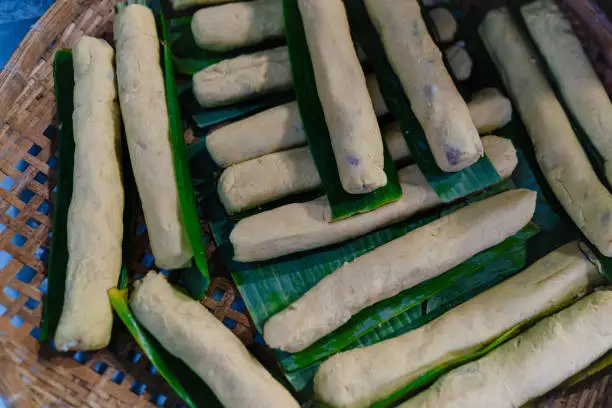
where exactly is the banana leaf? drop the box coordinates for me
[158,10,211,297]
[40,50,75,341]
[109,287,223,408]
[283,0,403,220]
[343,0,502,204]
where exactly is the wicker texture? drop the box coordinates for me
[0,1,609,407]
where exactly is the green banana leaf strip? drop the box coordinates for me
[159,11,210,297]
[180,85,296,129]
[283,0,403,220]
[343,0,502,203]
[108,288,223,408]
[40,50,75,341]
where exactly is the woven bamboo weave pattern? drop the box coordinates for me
[0,1,609,407]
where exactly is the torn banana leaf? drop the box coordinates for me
[40,50,75,341]
[283,0,402,220]
[109,288,223,408]
[344,0,502,203]
[159,12,210,297]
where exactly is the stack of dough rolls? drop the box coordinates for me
[480,8,612,256]
[314,241,606,408]
[230,135,518,262]
[191,0,284,52]
[217,124,409,214]
[400,290,612,408]
[54,36,124,351]
[264,189,537,352]
[131,272,300,408]
[115,4,192,269]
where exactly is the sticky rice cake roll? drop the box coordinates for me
[54,36,123,351]
[131,272,300,408]
[115,4,192,269]
[298,0,387,194]
[191,0,284,52]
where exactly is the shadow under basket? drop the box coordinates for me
[0,0,610,407]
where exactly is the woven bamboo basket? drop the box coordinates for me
[0,0,610,407]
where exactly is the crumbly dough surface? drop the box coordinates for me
[468,88,513,134]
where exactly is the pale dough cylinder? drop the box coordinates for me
[445,44,472,81]
[171,0,239,11]
[115,4,192,269]
[299,0,386,194]
[191,0,284,52]
[521,0,612,185]
[218,126,411,214]
[231,135,517,262]
[54,36,123,352]
[206,73,389,167]
[364,0,483,172]
[131,272,300,408]
[429,8,457,43]
[399,290,612,408]
[263,188,537,352]
[468,88,513,134]
[314,241,606,408]
[480,8,612,256]
[193,46,292,108]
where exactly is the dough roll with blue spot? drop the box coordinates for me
[364,0,483,172]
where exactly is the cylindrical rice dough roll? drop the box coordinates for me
[231,136,518,262]
[400,290,612,408]
[522,0,612,186]
[299,0,387,194]
[191,0,284,52]
[314,241,606,408]
[115,4,192,269]
[429,8,457,43]
[131,272,300,408]
[218,126,412,214]
[480,8,612,256]
[206,73,389,168]
[264,189,537,352]
[54,36,123,352]
[445,44,472,81]
[468,88,513,134]
[171,0,239,11]
[364,0,483,172]
[193,46,292,108]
